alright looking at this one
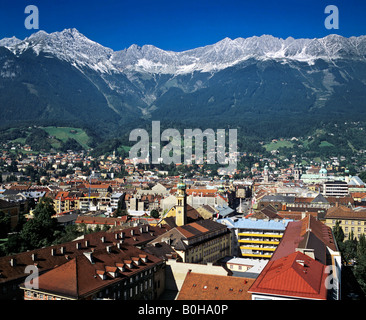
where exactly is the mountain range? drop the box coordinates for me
[1,28,366,139]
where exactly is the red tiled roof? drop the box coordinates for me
[249,251,328,300]
[177,272,254,300]
[24,245,162,299]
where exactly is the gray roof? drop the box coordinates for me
[56,213,79,224]
[311,193,329,204]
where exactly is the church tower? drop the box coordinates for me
[263,163,269,183]
[176,175,187,226]
[294,164,302,181]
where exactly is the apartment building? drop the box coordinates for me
[249,215,342,300]
[218,217,291,259]
[323,181,349,197]
[324,205,366,240]
[20,245,165,300]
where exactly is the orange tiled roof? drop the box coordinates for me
[325,205,366,220]
[177,272,254,300]
[249,251,328,300]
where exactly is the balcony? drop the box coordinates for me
[240,245,277,252]
[238,239,280,245]
[238,232,282,238]
[241,253,272,259]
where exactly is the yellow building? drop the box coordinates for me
[218,217,291,259]
[324,205,366,240]
[161,176,203,227]
[53,192,81,214]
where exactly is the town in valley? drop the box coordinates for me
[0,138,365,301]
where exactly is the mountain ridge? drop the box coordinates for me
[2,29,366,75]
[1,28,366,141]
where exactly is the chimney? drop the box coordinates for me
[31,253,37,261]
[51,248,56,256]
[60,246,66,254]
[101,236,106,243]
[10,258,16,267]
[106,245,112,253]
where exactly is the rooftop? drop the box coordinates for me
[177,272,254,300]
[249,251,328,300]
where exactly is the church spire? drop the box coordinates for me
[176,175,187,226]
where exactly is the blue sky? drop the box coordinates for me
[0,0,365,51]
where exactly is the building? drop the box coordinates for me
[0,225,170,299]
[160,176,203,228]
[20,245,164,300]
[149,219,231,264]
[176,177,187,227]
[324,205,366,240]
[176,271,255,300]
[222,257,268,278]
[218,217,291,259]
[75,215,128,231]
[249,215,342,300]
[323,181,349,197]
[249,251,329,300]
[53,191,82,214]
[0,199,22,229]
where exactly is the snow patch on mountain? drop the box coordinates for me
[1,29,366,75]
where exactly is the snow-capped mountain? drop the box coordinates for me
[0,28,366,139]
[2,28,366,75]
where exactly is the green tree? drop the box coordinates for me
[150,209,160,219]
[19,197,61,250]
[333,220,345,244]
[354,234,366,294]
[0,211,11,238]
[343,231,358,264]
